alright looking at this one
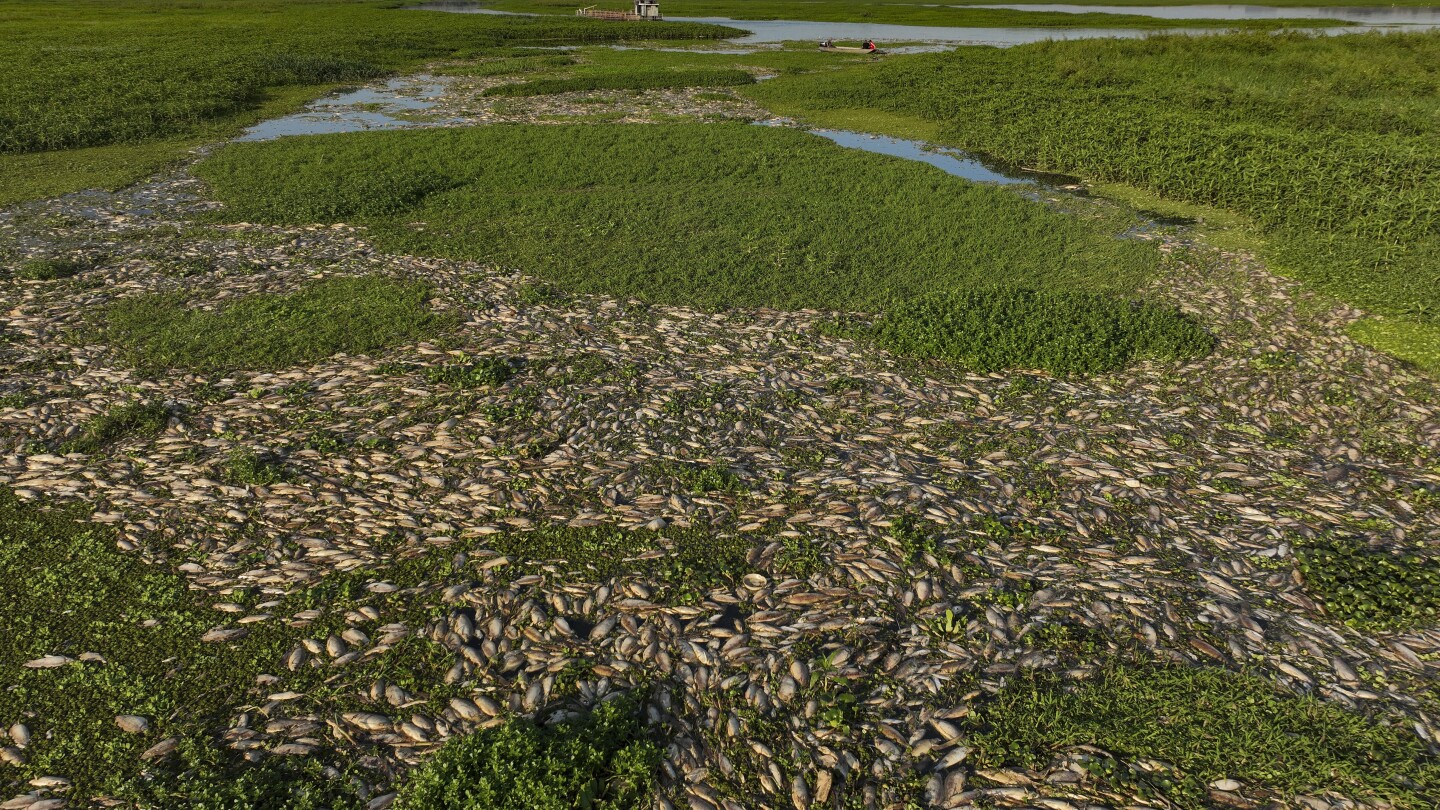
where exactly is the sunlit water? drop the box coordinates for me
[413,3,1436,45]
[238,76,459,141]
[965,4,1440,24]
[797,127,1059,186]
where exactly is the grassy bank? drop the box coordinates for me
[194,123,1216,374]
[957,0,1440,6]
[0,0,737,206]
[472,0,1350,28]
[437,40,857,83]
[743,31,1440,364]
[967,663,1440,807]
[197,124,1158,312]
[483,67,756,96]
[99,276,455,373]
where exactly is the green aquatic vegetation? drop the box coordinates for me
[650,460,747,494]
[745,31,1440,352]
[485,67,755,96]
[1295,534,1440,629]
[865,288,1213,374]
[60,400,173,454]
[887,514,947,567]
[14,257,91,281]
[1348,318,1440,375]
[100,275,453,372]
[489,525,755,598]
[302,428,349,454]
[199,124,1175,373]
[923,607,966,641]
[222,447,287,486]
[0,392,34,409]
[965,662,1440,807]
[0,487,358,806]
[435,53,580,78]
[393,692,661,810]
[0,1,736,205]
[424,357,518,389]
[0,0,737,156]
[772,533,825,578]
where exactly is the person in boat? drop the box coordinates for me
[863,39,876,51]
[820,38,833,48]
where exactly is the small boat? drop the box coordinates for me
[818,45,886,54]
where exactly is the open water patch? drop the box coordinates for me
[805,128,1067,186]
[964,4,1440,25]
[238,76,461,141]
[755,119,1072,186]
[758,121,1181,240]
[411,3,1425,45]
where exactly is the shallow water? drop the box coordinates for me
[966,4,1440,24]
[238,76,459,141]
[670,15,1220,43]
[764,123,1180,239]
[801,127,1053,185]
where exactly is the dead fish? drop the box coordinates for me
[140,738,179,761]
[115,715,149,734]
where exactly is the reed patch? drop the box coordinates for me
[197,124,1194,372]
[98,275,454,372]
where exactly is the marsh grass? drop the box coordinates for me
[0,0,737,156]
[222,447,288,486]
[99,276,454,372]
[865,288,1213,374]
[14,257,91,281]
[484,67,755,96]
[1295,533,1440,629]
[61,401,173,455]
[0,488,362,806]
[197,124,1201,371]
[1348,318,1440,375]
[966,662,1440,806]
[436,53,580,78]
[745,31,1440,349]
[0,0,738,205]
[393,692,661,810]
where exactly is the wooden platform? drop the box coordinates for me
[577,5,648,20]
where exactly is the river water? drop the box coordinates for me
[966,4,1440,25]
[415,3,1438,45]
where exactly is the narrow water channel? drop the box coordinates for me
[236,77,1058,190]
[788,126,1061,186]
